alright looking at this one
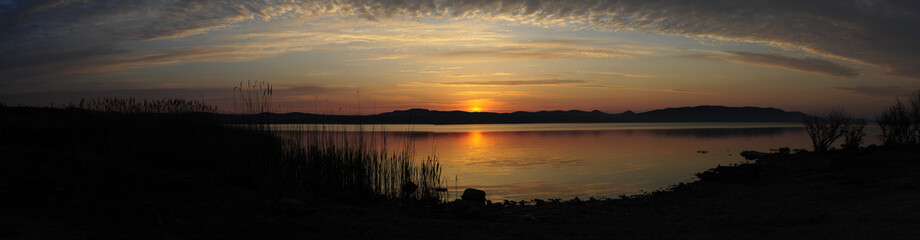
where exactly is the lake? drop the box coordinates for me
[272,122,882,201]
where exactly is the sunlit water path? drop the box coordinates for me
[273,123,882,200]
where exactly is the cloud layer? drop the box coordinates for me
[1,0,918,84]
[437,79,587,86]
[682,51,859,77]
[834,85,915,97]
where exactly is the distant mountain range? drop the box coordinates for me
[220,105,809,124]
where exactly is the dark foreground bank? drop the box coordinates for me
[3,107,920,239]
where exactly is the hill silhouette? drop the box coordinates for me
[221,105,809,124]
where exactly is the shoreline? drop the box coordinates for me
[3,107,919,239]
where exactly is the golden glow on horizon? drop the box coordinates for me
[466,98,491,112]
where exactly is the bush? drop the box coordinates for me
[842,118,866,150]
[878,90,920,146]
[803,109,850,152]
[71,97,216,113]
[911,90,920,144]
[878,100,912,145]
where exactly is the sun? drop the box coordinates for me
[464,98,492,112]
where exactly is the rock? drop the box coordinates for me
[401,181,418,196]
[461,188,487,202]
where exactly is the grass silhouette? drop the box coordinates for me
[227,81,444,200]
[3,92,443,201]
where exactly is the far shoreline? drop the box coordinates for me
[218,105,811,125]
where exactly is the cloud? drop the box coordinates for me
[435,79,588,86]
[452,91,536,97]
[445,73,512,78]
[0,45,272,85]
[332,0,920,80]
[1,13,514,85]
[2,0,918,85]
[303,71,337,77]
[575,71,653,78]
[401,66,468,75]
[0,84,355,109]
[401,69,448,74]
[413,79,725,96]
[435,43,640,60]
[359,54,411,61]
[682,51,859,78]
[726,51,858,78]
[834,86,915,97]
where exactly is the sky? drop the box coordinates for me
[1,0,919,116]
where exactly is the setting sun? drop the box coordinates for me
[466,99,491,112]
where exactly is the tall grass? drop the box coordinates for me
[72,97,216,113]
[232,80,275,132]
[44,84,445,201]
[276,127,443,200]
[230,81,444,201]
[233,80,273,115]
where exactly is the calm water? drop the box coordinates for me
[274,123,882,200]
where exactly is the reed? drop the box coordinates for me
[72,97,216,113]
[228,81,444,201]
[270,123,443,201]
[35,84,444,202]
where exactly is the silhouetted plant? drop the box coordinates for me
[910,90,920,144]
[803,109,850,152]
[841,118,866,150]
[229,81,444,201]
[71,97,216,113]
[233,80,273,115]
[232,80,275,131]
[878,99,914,146]
[776,147,791,154]
[276,126,443,200]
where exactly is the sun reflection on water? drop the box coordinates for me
[467,130,484,147]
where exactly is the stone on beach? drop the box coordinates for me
[461,188,487,202]
[401,181,418,196]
